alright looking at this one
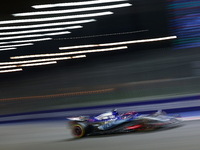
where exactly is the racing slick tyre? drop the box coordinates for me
[71,122,87,138]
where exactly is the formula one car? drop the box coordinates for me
[67,109,181,138]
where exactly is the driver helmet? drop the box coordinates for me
[112,108,119,116]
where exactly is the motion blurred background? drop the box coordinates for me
[0,0,200,117]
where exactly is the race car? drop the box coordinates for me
[67,109,182,138]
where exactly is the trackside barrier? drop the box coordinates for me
[0,95,200,124]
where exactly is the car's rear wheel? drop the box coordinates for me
[71,123,86,138]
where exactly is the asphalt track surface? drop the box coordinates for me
[0,120,200,150]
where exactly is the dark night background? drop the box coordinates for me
[1,1,200,149]
[0,0,169,61]
[1,0,200,115]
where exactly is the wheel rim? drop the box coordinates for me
[72,125,84,138]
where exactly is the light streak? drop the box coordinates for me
[10,46,127,59]
[59,36,177,50]
[0,65,17,69]
[2,12,111,24]
[0,88,114,101]
[0,38,52,45]
[0,43,33,49]
[19,61,57,67]
[99,36,177,47]
[32,0,128,9]
[14,3,131,16]
[0,55,86,65]
[0,61,57,69]
[55,30,149,40]
[0,26,82,36]
[0,19,95,30]
[0,32,71,41]
[0,68,22,73]
[0,48,16,51]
